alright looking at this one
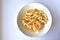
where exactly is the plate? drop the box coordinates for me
[17,3,52,37]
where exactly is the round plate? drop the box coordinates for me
[17,3,52,37]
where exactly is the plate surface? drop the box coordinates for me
[17,3,52,37]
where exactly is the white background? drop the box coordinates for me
[0,0,60,40]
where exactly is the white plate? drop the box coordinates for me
[17,3,52,37]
